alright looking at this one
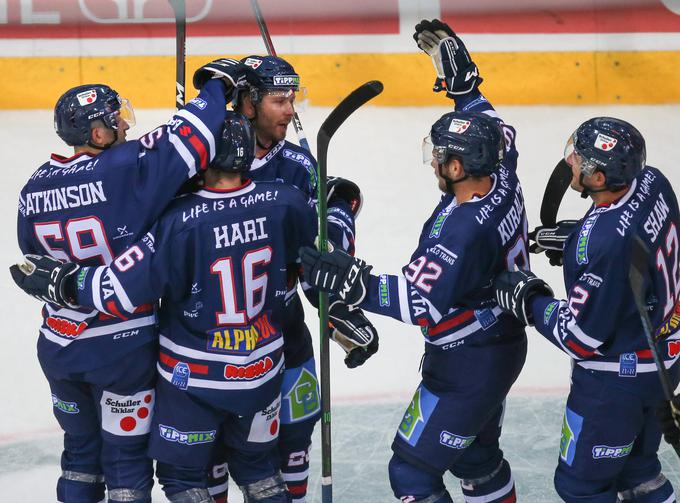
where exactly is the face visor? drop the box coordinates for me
[564,130,597,177]
[97,96,136,130]
[422,135,449,167]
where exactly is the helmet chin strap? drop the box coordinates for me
[438,162,468,194]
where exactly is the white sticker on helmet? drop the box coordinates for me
[244,57,263,69]
[448,119,471,134]
[594,133,617,151]
[76,89,97,106]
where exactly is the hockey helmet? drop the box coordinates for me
[54,84,135,147]
[240,55,302,104]
[564,117,646,190]
[423,111,505,177]
[212,112,255,173]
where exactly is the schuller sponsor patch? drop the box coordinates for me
[248,395,281,443]
[100,389,154,436]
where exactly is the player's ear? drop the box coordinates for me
[240,93,256,120]
[591,170,608,190]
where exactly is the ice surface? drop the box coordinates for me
[1,104,679,501]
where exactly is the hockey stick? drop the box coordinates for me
[540,159,572,226]
[249,0,311,152]
[628,235,680,458]
[168,0,186,109]
[316,80,384,503]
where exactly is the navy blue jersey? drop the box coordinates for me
[247,139,356,367]
[73,181,316,414]
[360,92,526,355]
[16,80,229,375]
[531,166,680,373]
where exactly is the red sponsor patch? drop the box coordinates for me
[668,340,680,358]
[179,125,192,137]
[224,357,273,380]
[46,316,87,338]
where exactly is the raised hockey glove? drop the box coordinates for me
[413,19,482,97]
[193,58,248,96]
[329,301,379,368]
[657,395,680,446]
[327,176,363,217]
[9,254,80,308]
[493,269,554,326]
[299,246,372,307]
[529,220,579,267]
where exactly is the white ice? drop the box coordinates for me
[1,103,679,501]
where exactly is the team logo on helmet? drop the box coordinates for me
[76,89,97,106]
[594,133,617,151]
[448,118,471,134]
[244,57,263,69]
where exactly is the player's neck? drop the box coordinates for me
[452,177,493,203]
[590,186,629,206]
[203,169,243,190]
[74,145,102,156]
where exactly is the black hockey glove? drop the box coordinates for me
[413,19,482,97]
[299,247,372,307]
[329,301,379,368]
[193,58,248,97]
[327,176,363,218]
[529,220,579,267]
[9,254,80,308]
[657,395,680,446]
[493,269,554,326]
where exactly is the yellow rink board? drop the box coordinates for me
[1,51,679,108]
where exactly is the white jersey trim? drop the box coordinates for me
[427,306,503,346]
[463,476,514,503]
[157,356,284,390]
[397,276,413,325]
[577,355,680,373]
[45,304,98,322]
[195,182,257,199]
[159,334,284,364]
[176,108,216,160]
[168,132,198,178]
[40,315,157,347]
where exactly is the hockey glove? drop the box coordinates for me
[193,58,248,96]
[413,19,482,97]
[329,301,379,368]
[10,254,80,308]
[299,246,371,307]
[493,269,554,326]
[327,176,363,218]
[529,220,579,267]
[657,395,680,446]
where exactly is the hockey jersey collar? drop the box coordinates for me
[196,179,256,198]
[250,141,285,172]
[50,151,94,167]
[593,178,637,212]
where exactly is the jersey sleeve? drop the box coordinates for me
[529,248,623,359]
[327,199,356,256]
[359,234,493,327]
[17,188,40,254]
[74,216,182,318]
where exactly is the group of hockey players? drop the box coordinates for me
[9,17,680,503]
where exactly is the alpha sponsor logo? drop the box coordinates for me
[439,431,475,449]
[594,133,617,151]
[189,97,207,110]
[273,75,300,87]
[46,316,87,337]
[159,425,216,445]
[224,356,274,380]
[398,386,439,447]
[544,301,559,325]
[283,367,320,422]
[448,118,470,134]
[619,352,637,377]
[378,275,390,307]
[660,301,680,338]
[429,204,454,238]
[208,312,277,354]
[592,441,633,459]
[560,406,583,466]
[76,89,97,106]
[52,394,79,414]
[576,214,599,265]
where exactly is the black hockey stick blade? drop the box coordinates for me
[628,235,680,458]
[317,80,384,153]
[540,159,572,226]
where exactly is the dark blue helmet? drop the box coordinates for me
[569,117,646,189]
[212,112,255,173]
[54,84,135,146]
[426,111,504,176]
[240,55,300,104]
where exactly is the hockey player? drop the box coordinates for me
[14,59,247,503]
[493,117,680,502]
[216,54,378,502]
[298,20,526,503]
[12,112,316,503]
